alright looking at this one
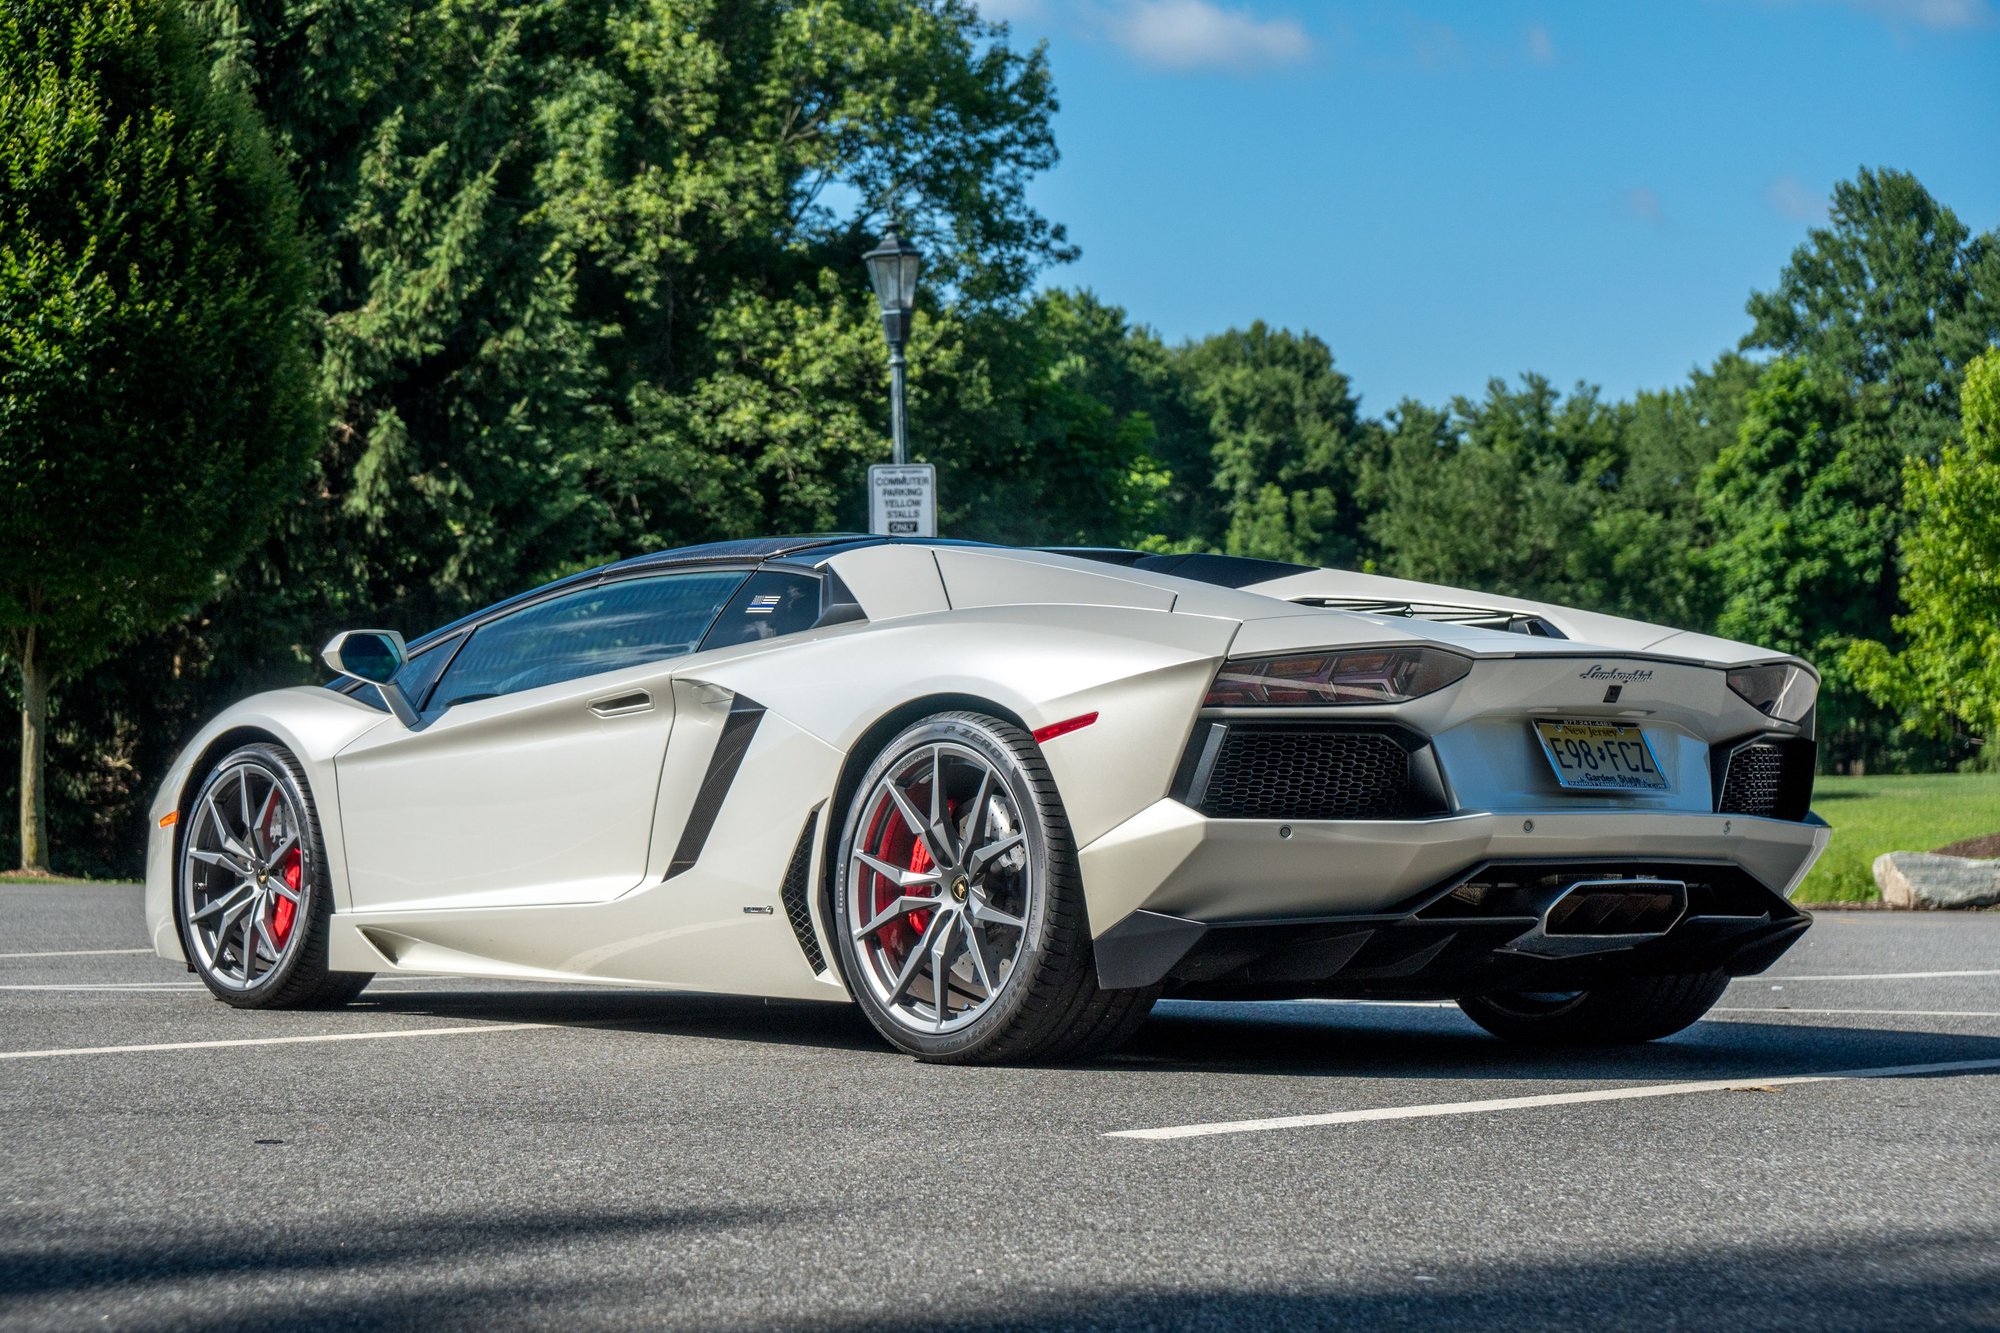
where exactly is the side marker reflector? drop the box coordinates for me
[157,811,179,829]
[1032,712,1099,744]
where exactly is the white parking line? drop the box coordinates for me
[0,1022,553,1061]
[1765,970,2000,982]
[1107,1056,2000,1141]
[0,982,204,991]
[1714,1006,2000,1019]
[0,978,480,994]
[0,947,154,959]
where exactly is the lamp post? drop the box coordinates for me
[862,223,923,464]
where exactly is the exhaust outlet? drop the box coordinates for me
[1503,878,1687,958]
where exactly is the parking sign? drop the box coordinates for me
[868,464,936,537]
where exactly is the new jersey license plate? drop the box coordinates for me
[1533,719,1670,791]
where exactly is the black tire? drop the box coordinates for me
[832,711,1154,1064]
[177,742,372,1010]
[1456,969,1731,1046]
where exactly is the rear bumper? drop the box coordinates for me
[1077,801,1828,997]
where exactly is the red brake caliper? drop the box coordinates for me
[258,801,301,946]
[905,837,935,938]
[272,851,300,945]
[869,791,952,962]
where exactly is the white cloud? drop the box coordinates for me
[1621,187,1666,226]
[1102,0,1313,72]
[1525,23,1556,63]
[1847,0,1995,28]
[1406,18,1465,68]
[1765,0,1997,30]
[1765,174,1826,221]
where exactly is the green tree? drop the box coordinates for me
[1700,358,1895,757]
[1848,348,2000,752]
[1173,323,1368,565]
[1745,167,1996,464]
[920,289,1191,547]
[0,0,316,872]
[185,0,1068,634]
[1590,352,1758,626]
[1720,169,1999,765]
[1360,375,1629,603]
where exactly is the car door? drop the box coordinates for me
[334,569,748,912]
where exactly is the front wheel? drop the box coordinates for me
[176,742,371,1009]
[1456,969,1731,1046]
[832,712,1155,1064]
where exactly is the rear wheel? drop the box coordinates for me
[832,711,1155,1064]
[177,743,371,1009]
[1456,969,1730,1046]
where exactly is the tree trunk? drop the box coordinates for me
[17,629,50,875]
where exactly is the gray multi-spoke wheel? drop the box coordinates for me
[847,739,1033,1035]
[832,712,1157,1064]
[177,743,370,1009]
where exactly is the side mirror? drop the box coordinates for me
[323,629,418,726]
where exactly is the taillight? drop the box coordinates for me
[1205,648,1472,707]
[1726,663,1817,723]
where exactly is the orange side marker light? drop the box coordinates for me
[157,810,179,829]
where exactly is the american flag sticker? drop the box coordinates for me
[747,593,783,615]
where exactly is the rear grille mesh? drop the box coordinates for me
[1198,727,1420,820]
[780,810,825,973]
[1716,739,1814,821]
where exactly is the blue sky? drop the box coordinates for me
[975,0,2000,413]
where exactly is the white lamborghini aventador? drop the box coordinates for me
[145,537,1828,1062]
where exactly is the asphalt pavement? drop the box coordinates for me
[2,880,1997,1331]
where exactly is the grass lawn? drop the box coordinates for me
[1800,772,2000,903]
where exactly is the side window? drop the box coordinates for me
[430,571,745,711]
[699,571,822,650]
[392,633,463,710]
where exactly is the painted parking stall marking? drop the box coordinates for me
[1762,969,2000,982]
[0,947,154,959]
[1108,1056,2000,1141]
[0,1021,555,1062]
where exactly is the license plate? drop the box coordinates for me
[1533,719,1669,791]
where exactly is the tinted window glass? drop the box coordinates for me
[431,572,744,710]
[347,634,461,714]
[699,571,821,650]
[393,633,462,709]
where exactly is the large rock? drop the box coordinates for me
[1874,852,2000,910]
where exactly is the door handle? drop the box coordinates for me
[589,689,653,718]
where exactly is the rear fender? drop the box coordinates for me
[676,604,1239,849]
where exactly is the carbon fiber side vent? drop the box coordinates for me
[781,809,826,973]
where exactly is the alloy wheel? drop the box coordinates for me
[846,742,1034,1035]
[179,761,309,990]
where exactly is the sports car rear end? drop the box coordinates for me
[1078,617,1826,1005]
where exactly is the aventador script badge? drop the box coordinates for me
[1578,664,1655,685]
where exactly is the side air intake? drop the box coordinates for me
[780,809,826,973]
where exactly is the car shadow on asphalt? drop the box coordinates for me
[8,1211,1994,1331]
[1109,997,2000,1084]
[808,1228,2000,1333]
[0,1204,774,1308]
[341,984,2000,1086]
[347,984,888,1053]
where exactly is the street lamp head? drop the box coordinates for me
[862,223,923,347]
